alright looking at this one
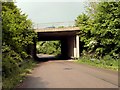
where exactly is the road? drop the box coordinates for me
[17,60,118,88]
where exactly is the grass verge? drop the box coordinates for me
[74,57,119,71]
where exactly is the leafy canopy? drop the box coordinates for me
[75,1,120,58]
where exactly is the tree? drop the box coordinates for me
[75,1,120,58]
[93,2,120,58]
[2,2,37,88]
[2,2,37,57]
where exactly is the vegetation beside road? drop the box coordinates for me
[75,2,120,70]
[2,2,37,89]
[2,60,37,89]
[75,55,118,71]
[75,2,120,59]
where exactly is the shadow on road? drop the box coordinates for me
[35,54,71,62]
[15,76,48,89]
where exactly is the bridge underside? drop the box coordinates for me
[36,31,80,59]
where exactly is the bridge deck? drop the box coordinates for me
[34,27,80,32]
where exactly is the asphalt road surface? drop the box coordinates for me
[17,60,118,88]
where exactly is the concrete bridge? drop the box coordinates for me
[33,21,80,59]
[33,22,80,59]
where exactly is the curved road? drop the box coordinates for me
[17,60,118,88]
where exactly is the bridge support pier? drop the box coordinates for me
[30,39,37,60]
[73,35,79,59]
[75,35,80,59]
[61,35,79,59]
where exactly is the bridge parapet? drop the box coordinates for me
[33,21,76,29]
[34,27,80,32]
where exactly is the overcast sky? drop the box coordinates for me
[15,1,87,26]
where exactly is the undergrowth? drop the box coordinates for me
[75,55,119,71]
[2,59,37,90]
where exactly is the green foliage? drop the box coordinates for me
[2,2,37,89]
[2,59,36,90]
[2,2,37,54]
[36,41,61,55]
[2,45,22,78]
[93,2,120,58]
[75,1,120,59]
[75,55,118,71]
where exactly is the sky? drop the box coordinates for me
[15,1,88,27]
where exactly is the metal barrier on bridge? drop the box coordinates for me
[33,21,76,29]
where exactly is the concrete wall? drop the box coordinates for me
[61,35,79,59]
[69,35,79,59]
[76,35,80,58]
[67,36,75,59]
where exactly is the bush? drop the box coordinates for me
[2,2,37,89]
[2,57,36,90]
[76,55,118,71]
